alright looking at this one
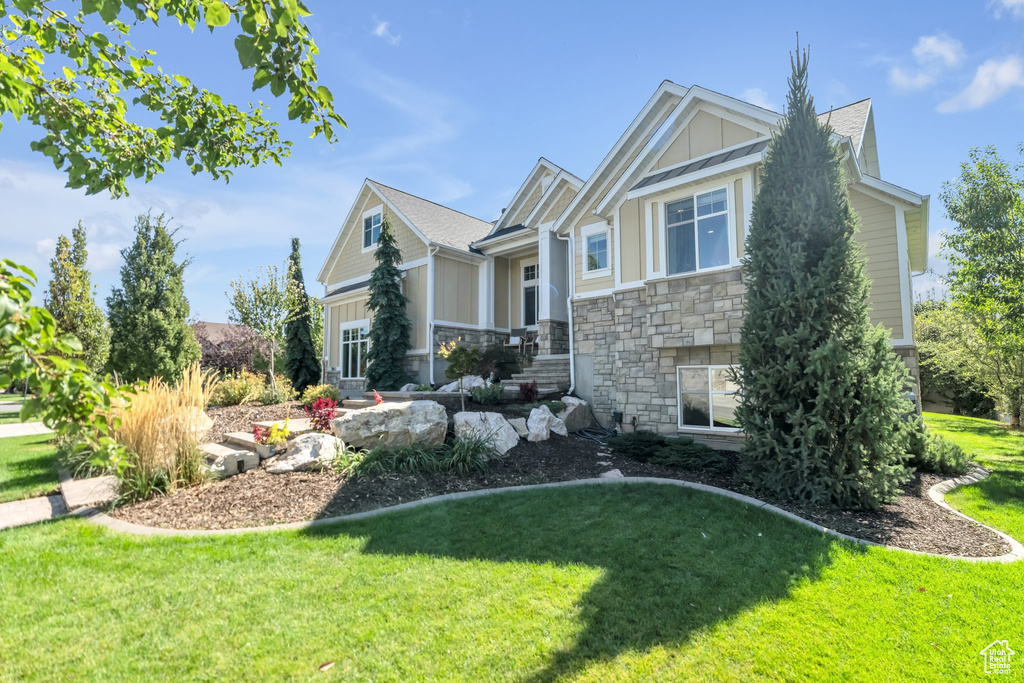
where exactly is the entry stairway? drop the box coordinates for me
[499,354,571,395]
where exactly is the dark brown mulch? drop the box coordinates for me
[206,402,305,443]
[111,430,1009,557]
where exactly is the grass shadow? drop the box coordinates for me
[304,483,852,681]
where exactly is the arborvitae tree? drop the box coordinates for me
[736,47,913,509]
[364,214,412,390]
[44,222,111,373]
[284,237,322,392]
[107,213,200,382]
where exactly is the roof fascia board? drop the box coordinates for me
[317,178,373,283]
[856,174,924,207]
[553,82,682,236]
[491,158,561,233]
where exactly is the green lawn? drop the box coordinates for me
[0,395,26,402]
[0,413,25,425]
[0,434,61,503]
[0,415,1021,679]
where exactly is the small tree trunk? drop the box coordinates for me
[268,340,278,391]
[459,377,465,412]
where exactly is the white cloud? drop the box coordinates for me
[937,56,1024,112]
[990,0,1024,19]
[889,34,963,92]
[889,66,935,91]
[912,34,964,67]
[742,88,778,112]
[372,20,401,46]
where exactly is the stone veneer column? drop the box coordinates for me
[536,319,570,355]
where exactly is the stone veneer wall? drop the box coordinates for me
[537,319,570,355]
[573,266,921,446]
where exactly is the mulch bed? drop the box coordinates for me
[111,422,1009,557]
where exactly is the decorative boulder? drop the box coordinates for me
[507,417,529,438]
[437,375,489,394]
[399,382,420,392]
[266,433,343,474]
[557,396,596,433]
[527,405,568,442]
[453,411,520,456]
[332,400,447,449]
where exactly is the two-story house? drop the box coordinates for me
[316,81,928,447]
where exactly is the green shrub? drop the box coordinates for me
[336,435,497,478]
[471,383,504,405]
[650,438,732,474]
[911,432,972,476]
[301,383,341,407]
[444,434,496,474]
[477,344,523,380]
[606,430,667,462]
[209,370,265,406]
[508,400,565,416]
[258,375,297,405]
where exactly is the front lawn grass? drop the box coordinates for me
[0,413,25,425]
[0,434,61,503]
[925,411,1024,541]
[0,414,1022,679]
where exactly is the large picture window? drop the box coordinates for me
[340,324,370,379]
[523,263,538,327]
[677,365,740,430]
[666,187,730,275]
[363,211,382,250]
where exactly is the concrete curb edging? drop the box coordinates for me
[73,470,1024,562]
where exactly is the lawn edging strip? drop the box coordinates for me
[72,473,1024,562]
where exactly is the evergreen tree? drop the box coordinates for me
[736,47,913,509]
[107,213,200,382]
[364,214,412,390]
[44,222,111,373]
[284,238,322,392]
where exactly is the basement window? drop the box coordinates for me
[677,365,740,431]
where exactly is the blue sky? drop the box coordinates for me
[2,0,1023,320]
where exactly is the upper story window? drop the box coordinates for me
[586,232,609,272]
[666,187,730,275]
[362,209,382,250]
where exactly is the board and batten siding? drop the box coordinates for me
[433,255,479,326]
[493,257,510,330]
[326,187,428,286]
[403,265,429,350]
[849,188,904,339]
[327,296,368,367]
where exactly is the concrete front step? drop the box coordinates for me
[222,431,259,451]
[342,398,375,409]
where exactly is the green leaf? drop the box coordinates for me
[204,0,230,28]
[234,35,258,69]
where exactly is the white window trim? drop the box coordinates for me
[335,318,371,379]
[662,182,735,278]
[676,364,741,432]
[361,204,383,254]
[581,222,611,279]
[521,257,539,330]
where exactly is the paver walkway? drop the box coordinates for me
[0,422,53,438]
[0,495,66,530]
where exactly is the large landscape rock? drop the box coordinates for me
[332,400,447,449]
[453,411,520,456]
[527,405,568,442]
[437,375,489,394]
[557,396,595,433]
[266,433,343,474]
[507,417,529,438]
[399,383,420,392]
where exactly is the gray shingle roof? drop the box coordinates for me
[817,98,870,152]
[371,181,494,252]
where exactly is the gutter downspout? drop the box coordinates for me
[426,245,440,386]
[554,230,575,394]
[320,284,328,385]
